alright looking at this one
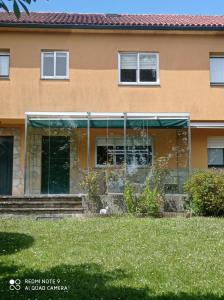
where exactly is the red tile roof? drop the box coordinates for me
[0,12,224,30]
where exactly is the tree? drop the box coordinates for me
[0,0,37,18]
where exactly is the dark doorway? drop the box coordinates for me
[41,136,70,194]
[0,136,13,195]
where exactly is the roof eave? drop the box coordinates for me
[0,22,224,31]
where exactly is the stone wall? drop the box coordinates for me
[99,193,188,215]
[0,128,24,196]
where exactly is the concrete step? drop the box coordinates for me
[0,196,85,216]
[0,207,84,215]
[0,197,82,202]
[0,201,82,208]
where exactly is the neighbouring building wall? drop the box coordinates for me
[191,128,224,169]
[0,30,224,120]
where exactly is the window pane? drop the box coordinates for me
[0,55,9,77]
[139,54,157,82]
[127,146,152,166]
[115,146,124,165]
[208,148,224,166]
[120,53,137,83]
[139,54,157,70]
[120,69,137,82]
[136,146,152,165]
[140,69,157,82]
[97,146,114,165]
[210,57,224,83]
[56,52,67,77]
[43,53,54,77]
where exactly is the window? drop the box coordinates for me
[208,137,224,167]
[95,137,152,167]
[0,52,10,78]
[210,56,224,85]
[119,52,159,85]
[41,51,69,79]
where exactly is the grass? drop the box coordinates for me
[0,216,224,299]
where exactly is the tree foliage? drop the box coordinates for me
[0,0,37,18]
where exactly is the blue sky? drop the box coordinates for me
[26,0,224,15]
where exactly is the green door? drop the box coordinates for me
[0,136,13,195]
[41,136,70,194]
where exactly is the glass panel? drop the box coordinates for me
[126,118,189,194]
[126,119,152,187]
[208,148,224,166]
[25,115,190,196]
[210,57,224,83]
[25,117,88,195]
[43,52,54,77]
[0,55,9,77]
[56,52,67,77]
[90,118,125,193]
[120,69,137,82]
[96,145,114,166]
[139,54,157,82]
[140,69,157,82]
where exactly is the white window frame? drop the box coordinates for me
[208,137,224,167]
[0,52,10,78]
[95,137,153,168]
[118,52,160,86]
[41,51,69,80]
[210,55,224,85]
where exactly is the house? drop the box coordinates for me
[0,12,224,198]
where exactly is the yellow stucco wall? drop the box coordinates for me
[0,29,224,120]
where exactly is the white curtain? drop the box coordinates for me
[43,52,54,77]
[139,54,157,70]
[56,52,67,77]
[0,55,9,77]
[120,53,137,69]
[210,57,224,83]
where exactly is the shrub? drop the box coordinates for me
[124,181,137,213]
[124,178,161,217]
[80,171,101,211]
[184,170,224,216]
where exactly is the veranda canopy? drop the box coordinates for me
[27,112,189,128]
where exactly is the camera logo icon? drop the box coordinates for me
[9,279,21,291]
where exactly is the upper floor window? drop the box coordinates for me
[41,51,69,79]
[119,52,159,85]
[210,55,224,85]
[0,52,10,78]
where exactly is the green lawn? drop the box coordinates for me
[0,216,224,300]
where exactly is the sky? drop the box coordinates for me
[25,0,224,15]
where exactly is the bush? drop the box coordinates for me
[137,184,161,217]
[184,170,224,216]
[124,178,161,217]
[80,171,101,211]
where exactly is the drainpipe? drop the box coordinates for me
[188,117,192,178]
[24,114,28,196]
[124,113,127,181]
[87,112,90,174]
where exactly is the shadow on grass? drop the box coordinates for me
[0,263,223,300]
[0,232,34,256]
